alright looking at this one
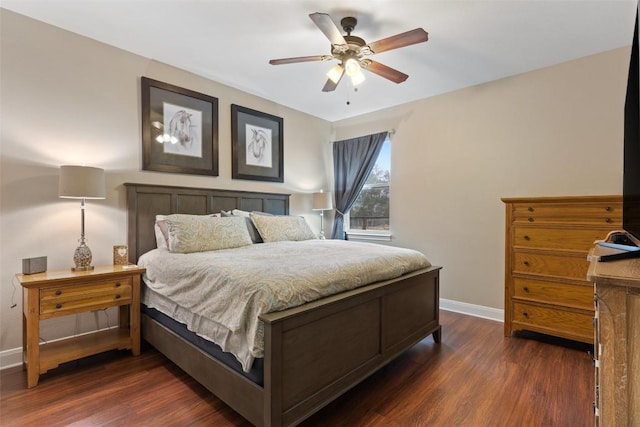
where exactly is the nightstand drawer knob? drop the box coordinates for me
[115,282,121,288]
[55,303,62,309]
[523,261,530,266]
[528,217,534,222]
[605,218,612,223]
[55,290,62,296]
[528,207,534,212]
[523,286,530,292]
[605,206,611,211]
[115,294,121,299]
[522,312,528,317]
[524,235,530,241]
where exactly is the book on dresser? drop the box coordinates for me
[502,195,622,344]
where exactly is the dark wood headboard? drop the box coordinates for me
[124,183,290,263]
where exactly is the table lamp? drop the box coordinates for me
[312,191,333,240]
[59,165,106,271]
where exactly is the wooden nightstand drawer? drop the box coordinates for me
[513,278,594,310]
[512,302,593,342]
[40,278,132,317]
[513,227,610,252]
[513,252,590,281]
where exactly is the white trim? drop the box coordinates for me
[0,347,23,370]
[346,232,392,242]
[440,298,504,322]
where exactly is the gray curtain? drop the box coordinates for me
[331,131,388,239]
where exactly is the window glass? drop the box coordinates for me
[348,139,390,234]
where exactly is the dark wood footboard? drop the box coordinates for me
[261,266,440,426]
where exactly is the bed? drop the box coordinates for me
[125,183,441,426]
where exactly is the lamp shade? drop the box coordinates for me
[312,191,333,211]
[59,165,106,199]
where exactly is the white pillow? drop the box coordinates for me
[249,213,317,243]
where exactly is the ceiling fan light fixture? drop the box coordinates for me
[344,57,361,77]
[326,64,344,84]
[350,70,366,86]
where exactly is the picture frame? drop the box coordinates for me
[141,77,219,176]
[231,104,283,182]
[113,245,128,265]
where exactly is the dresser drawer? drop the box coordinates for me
[513,278,594,310]
[40,278,132,316]
[514,227,610,252]
[512,202,621,226]
[513,252,590,281]
[512,302,594,341]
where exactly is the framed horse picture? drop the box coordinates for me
[231,104,283,182]
[141,77,219,176]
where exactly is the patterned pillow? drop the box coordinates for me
[165,214,252,253]
[249,213,317,242]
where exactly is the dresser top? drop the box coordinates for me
[587,245,640,289]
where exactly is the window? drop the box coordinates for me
[346,138,390,238]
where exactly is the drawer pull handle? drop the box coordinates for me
[528,217,534,222]
[55,303,62,309]
[523,261,530,266]
[523,235,530,241]
[528,207,534,212]
[523,286,530,292]
[115,294,121,299]
[55,290,62,296]
[605,206,611,212]
[605,218,612,223]
[522,312,528,317]
[115,282,121,288]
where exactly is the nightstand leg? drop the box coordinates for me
[130,275,141,356]
[24,287,40,388]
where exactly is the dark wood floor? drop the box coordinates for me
[0,310,594,426]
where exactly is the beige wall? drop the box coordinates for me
[0,8,630,360]
[333,47,628,309]
[0,10,332,356]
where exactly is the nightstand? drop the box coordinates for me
[17,264,145,388]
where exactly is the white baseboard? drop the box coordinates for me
[0,347,23,370]
[0,299,503,371]
[440,298,504,322]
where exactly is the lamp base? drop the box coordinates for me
[72,242,93,272]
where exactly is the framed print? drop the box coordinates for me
[141,77,219,176]
[231,104,283,182]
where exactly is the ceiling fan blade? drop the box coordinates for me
[361,60,409,83]
[269,55,332,65]
[309,12,347,47]
[367,28,428,54]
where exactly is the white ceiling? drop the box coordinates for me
[2,1,637,122]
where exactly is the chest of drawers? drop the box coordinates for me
[502,196,621,343]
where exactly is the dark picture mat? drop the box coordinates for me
[231,104,283,182]
[141,77,219,176]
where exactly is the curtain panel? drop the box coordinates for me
[331,131,388,239]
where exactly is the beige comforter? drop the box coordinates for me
[139,239,430,371]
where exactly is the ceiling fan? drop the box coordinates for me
[269,12,429,92]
